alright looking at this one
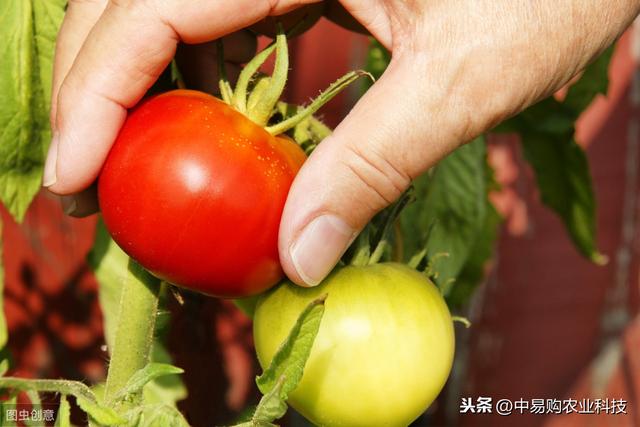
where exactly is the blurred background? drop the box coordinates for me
[2,16,640,427]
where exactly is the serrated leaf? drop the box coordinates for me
[251,375,287,424]
[142,348,187,406]
[54,395,70,427]
[252,296,326,424]
[493,47,612,263]
[401,137,488,292]
[113,363,184,403]
[0,0,65,222]
[520,131,604,263]
[446,201,501,308]
[564,46,614,116]
[256,296,325,396]
[76,397,126,426]
[445,159,502,308]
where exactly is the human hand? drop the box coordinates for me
[45,0,640,286]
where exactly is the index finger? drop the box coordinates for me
[47,0,320,194]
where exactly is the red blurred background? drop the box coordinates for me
[3,18,640,427]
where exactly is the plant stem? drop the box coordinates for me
[266,70,372,136]
[247,30,289,126]
[232,42,276,113]
[368,240,387,265]
[452,316,472,328]
[103,259,162,410]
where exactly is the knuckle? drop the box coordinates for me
[341,143,411,210]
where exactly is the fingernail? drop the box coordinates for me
[290,215,356,286]
[43,133,59,187]
[61,195,77,216]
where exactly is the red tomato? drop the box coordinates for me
[98,90,306,298]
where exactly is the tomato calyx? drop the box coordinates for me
[217,28,372,138]
[347,189,415,268]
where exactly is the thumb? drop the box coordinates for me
[279,58,471,286]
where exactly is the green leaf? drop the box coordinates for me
[494,47,613,263]
[401,137,489,292]
[0,0,65,222]
[113,363,184,403]
[253,296,326,423]
[0,377,127,425]
[520,129,604,263]
[125,403,190,427]
[447,201,502,308]
[142,343,187,406]
[564,46,614,116]
[250,376,286,426]
[0,377,96,402]
[54,395,70,427]
[76,397,127,426]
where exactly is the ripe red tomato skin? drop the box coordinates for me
[98,90,306,298]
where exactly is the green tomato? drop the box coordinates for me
[253,262,455,427]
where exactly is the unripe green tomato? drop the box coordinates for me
[253,263,455,427]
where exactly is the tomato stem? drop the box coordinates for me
[103,259,162,411]
[368,240,387,264]
[350,228,372,267]
[232,42,277,113]
[246,29,289,126]
[266,70,372,136]
[452,316,472,328]
[227,28,368,139]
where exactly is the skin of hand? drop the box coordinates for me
[45,0,640,287]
